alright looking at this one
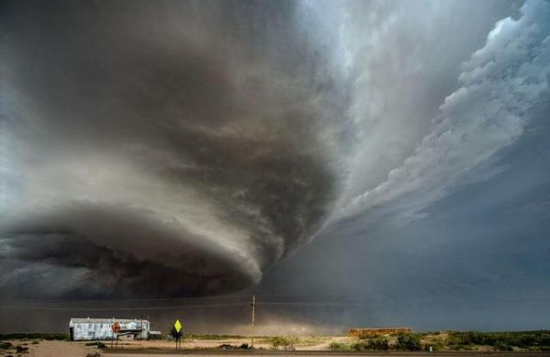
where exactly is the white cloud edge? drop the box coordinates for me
[336,0,550,224]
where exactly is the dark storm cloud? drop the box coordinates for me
[1,204,257,298]
[1,0,348,297]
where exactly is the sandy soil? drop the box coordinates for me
[1,337,544,357]
[0,336,348,357]
[2,340,93,357]
[97,335,348,350]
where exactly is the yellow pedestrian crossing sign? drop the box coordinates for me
[174,319,182,333]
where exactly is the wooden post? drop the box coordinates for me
[250,295,256,348]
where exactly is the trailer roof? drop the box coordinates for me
[70,318,149,324]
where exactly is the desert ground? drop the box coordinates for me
[3,335,550,357]
[2,331,550,357]
[3,339,550,357]
[106,336,349,350]
[0,337,348,357]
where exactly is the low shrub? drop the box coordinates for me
[269,336,298,350]
[15,345,29,353]
[351,342,364,351]
[329,342,352,351]
[85,341,106,349]
[495,343,513,351]
[349,337,390,351]
[0,333,67,341]
[448,330,550,350]
[366,337,390,350]
[396,334,422,351]
[425,337,445,351]
[0,342,13,350]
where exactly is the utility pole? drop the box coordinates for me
[250,295,256,348]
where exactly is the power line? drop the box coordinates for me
[0,302,250,311]
[0,293,356,304]
[0,294,253,304]
[0,301,363,311]
[1,295,548,310]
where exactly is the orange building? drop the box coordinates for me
[348,327,412,338]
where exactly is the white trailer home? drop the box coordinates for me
[69,317,151,341]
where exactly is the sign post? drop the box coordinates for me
[111,322,121,349]
[173,319,183,350]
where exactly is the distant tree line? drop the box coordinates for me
[448,330,550,351]
[331,330,550,352]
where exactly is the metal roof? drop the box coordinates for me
[70,318,149,324]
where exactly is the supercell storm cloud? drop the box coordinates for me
[1,0,550,300]
[1,0,349,298]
